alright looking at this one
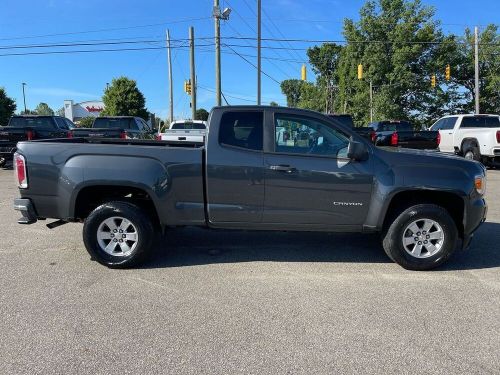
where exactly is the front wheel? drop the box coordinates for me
[382,204,458,270]
[83,201,155,268]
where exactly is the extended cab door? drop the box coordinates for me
[434,116,457,153]
[205,109,265,225]
[263,111,374,229]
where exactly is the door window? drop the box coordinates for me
[274,115,350,158]
[55,117,69,130]
[431,119,444,130]
[219,111,263,151]
[441,117,457,130]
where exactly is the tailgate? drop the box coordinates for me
[71,127,123,138]
[397,131,439,149]
[0,127,30,143]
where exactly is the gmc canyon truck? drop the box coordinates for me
[0,115,74,167]
[13,106,487,270]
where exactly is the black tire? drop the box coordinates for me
[382,204,458,271]
[83,201,155,268]
[462,144,481,161]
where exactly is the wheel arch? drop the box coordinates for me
[381,189,465,238]
[72,183,162,228]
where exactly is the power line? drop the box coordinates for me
[0,44,214,57]
[1,35,498,51]
[0,17,212,42]
[223,43,281,84]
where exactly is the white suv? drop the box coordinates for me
[430,114,500,166]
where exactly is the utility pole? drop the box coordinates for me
[257,0,261,105]
[166,29,174,124]
[474,26,480,114]
[369,80,373,122]
[214,0,222,106]
[189,26,196,120]
[22,83,27,113]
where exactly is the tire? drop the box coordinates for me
[83,201,155,268]
[382,204,458,271]
[462,144,481,161]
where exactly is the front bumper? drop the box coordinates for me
[462,197,487,250]
[13,198,38,224]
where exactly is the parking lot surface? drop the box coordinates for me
[0,167,499,374]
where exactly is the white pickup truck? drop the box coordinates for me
[430,114,500,166]
[159,120,207,143]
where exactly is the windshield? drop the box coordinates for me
[8,117,54,128]
[171,122,206,130]
[93,118,132,129]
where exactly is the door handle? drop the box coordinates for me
[269,165,296,173]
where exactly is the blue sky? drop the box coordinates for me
[1,0,498,119]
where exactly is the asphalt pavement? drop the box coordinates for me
[0,167,499,374]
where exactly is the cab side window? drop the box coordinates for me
[219,111,263,151]
[431,119,444,130]
[55,117,69,130]
[274,115,350,158]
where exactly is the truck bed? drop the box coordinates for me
[16,138,206,226]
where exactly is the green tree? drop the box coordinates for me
[55,107,65,116]
[269,101,279,106]
[78,117,95,128]
[34,102,54,116]
[0,88,16,126]
[297,82,326,112]
[280,79,304,107]
[335,0,449,127]
[195,108,209,121]
[101,77,148,120]
[444,25,500,114]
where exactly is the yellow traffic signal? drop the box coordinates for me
[301,64,307,81]
[184,80,192,95]
[431,74,436,88]
[445,64,451,81]
[357,64,363,80]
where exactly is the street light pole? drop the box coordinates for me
[257,0,261,105]
[214,0,222,106]
[474,26,480,114]
[369,80,373,123]
[22,83,27,113]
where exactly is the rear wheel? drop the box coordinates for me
[463,144,481,161]
[83,201,154,268]
[382,204,458,270]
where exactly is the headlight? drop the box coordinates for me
[474,175,486,195]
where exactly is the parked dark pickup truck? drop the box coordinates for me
[355,120,440,149]
[13,106,487,270]
[71,116,156,139]
[0,115,74,167]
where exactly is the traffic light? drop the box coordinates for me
[445,64,451,81]
[301,64,307,81]
[184,80,192,95]
[357,64,363,80]
[431,74,436,88]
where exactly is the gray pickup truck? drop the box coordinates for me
[13,106,487,270]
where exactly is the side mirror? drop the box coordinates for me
[347,140,369,161]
